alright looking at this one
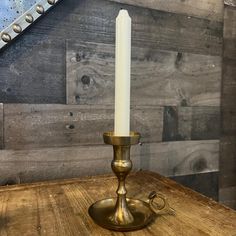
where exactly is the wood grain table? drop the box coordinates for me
[0,171,235,236]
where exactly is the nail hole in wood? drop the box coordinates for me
[76,53,81,62]
[81,75,90,85]
[75,95,80,103]
[66,124,75,130]
[193,158,207,172]
[175,52,182,68]
[181,99,187,106]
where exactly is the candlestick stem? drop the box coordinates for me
[110,145,133,224]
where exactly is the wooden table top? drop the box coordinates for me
[0,171,235,236]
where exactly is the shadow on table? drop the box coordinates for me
[0,216,10,229]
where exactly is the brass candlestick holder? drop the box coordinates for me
[88,131,173,231]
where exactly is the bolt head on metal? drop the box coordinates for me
[47,0,56,5]
[36,5,44,14]
[1,33,11,43]
[25,14,34,23]
[12,24,22,33]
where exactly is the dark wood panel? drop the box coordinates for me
[222,84,236,123]
[220,137,236,171]
[171,172,219,201]
[140,140,219,177]
[109,0,224,21]
[220,172,236,191]
[222,8,236,133]
[4,104,163,150]
[220,5,236,210]
[220,136,236,188]
[67,41,221,106]
[220,200,236,210]
[220,186,236,203]
[163,106,220,141]
[221,200,236,210]
[222,58,236,85]
[222,107,236,135]
[0,39,65,104]
[224,38,236,60]
[222,6,236,111]
[0,0,223,103]
[223,7,236,60]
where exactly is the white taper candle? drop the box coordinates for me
[114,9,131,136]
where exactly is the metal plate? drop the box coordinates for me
[0,1,37,31]
[0,0,60,50]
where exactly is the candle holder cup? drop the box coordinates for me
[88,131,174,231]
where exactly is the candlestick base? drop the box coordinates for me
[88,132,174,231]
[89,197,154,231]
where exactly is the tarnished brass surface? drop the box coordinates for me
[88,190,174,231]
[12,24,22,33]
[148,191,175,216]
[89,198,155,231]
[36,5,45,14]
[1,33,11,43]
[89,132,173,231]
[25,14,34,23]
[105,132,140,226]
[103,131,140,146]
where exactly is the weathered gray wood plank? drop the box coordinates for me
[163,106,220,141]
[66,41,221,106]
[222,7,236,134]
[0,0,223,103]
[109,0,224,21]
[0,103,3,149]
[4,104,163,150]
[0,145,140,185]
[224,0,236,7]
[0,39,65,104]
[220,136,236,188]
[220,170,236,190]
[223,7,236,60]
[222,107,236,135]
[222,59,236,86]
[222,7,236,110]
[140,140,219,177]
[220,5,236,210]
[0,140,219,185]
[29,0,223,56]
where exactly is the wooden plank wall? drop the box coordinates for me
[220,1,236,209]
[0,0,224,202]
[66,41,221,106]
[3,104,163,149]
